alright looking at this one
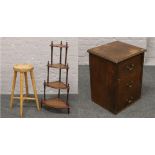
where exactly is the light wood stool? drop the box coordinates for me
[10,64,40,117]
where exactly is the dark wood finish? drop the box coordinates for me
[47,61,49,83]
[66,65,69,85]
[88,41,145,63]
[118,54,142,78]
[67,84,70,114]
[89,54,117,112]
[66,84,69,103]
[51,41,53,64]
[88,41,145,114]
[58,41,63,97]
[116,55,143,112]
[65,42,68,65]
[44,80,46,100]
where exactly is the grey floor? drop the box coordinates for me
[1,65,155,118]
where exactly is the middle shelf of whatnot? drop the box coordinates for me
[45,81,69,89]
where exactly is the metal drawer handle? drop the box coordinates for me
[126,96,134,104]
[126,63,135,71]
[126,81,133,88]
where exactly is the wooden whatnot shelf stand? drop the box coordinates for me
[41,41,70,114]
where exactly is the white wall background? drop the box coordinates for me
[146,38,155,65]
[78,37,155,65]
[1,37,155,94]
[1,37,78,94]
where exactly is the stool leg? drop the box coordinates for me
[24,72,29,97]
[10,71,17,110]
[20,73,24,117]
[30,70,40,111]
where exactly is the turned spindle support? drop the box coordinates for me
[44,80,46,100]
[47,61,49,83]
[65,42,68,65]
[66,64,69,85]
[51,41,53,64]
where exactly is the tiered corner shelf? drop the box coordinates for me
[41,41,70,114]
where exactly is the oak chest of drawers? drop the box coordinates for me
[87,41,145,114]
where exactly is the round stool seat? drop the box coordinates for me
[13,64,34,72]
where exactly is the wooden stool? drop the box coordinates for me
[10,64,40,117]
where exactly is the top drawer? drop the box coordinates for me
[118,54,143,79]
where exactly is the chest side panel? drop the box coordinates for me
[89,54,117,112]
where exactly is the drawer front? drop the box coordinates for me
[116,74,142,112]
[118,54,142,79]
[117,93,139,112]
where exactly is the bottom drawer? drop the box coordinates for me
[116,76,142,113]
[117,93,140,112]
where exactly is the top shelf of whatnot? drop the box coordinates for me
[49,44,69,48]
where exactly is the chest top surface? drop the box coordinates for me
[87,41,146,63]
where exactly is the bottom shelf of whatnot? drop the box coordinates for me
[41,98,70,114]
